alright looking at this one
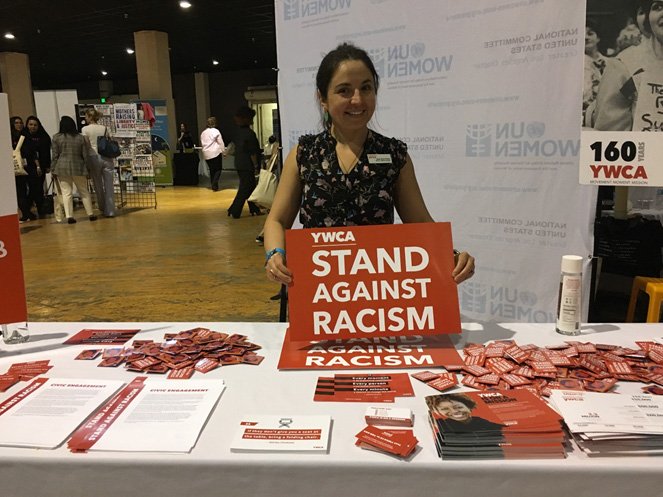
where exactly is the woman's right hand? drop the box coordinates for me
[265,253,292,285]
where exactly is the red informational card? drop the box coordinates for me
[279,328,463,370]
[335,373,414,397]
[426,374,458,392]
[285,223,461,342]
[75,350,102,360]
[313,373,414,403]
[0,374,20,392]
[64,329,141,345]
[355,425,418,457]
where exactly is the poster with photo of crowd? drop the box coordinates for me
[581,0,663,189]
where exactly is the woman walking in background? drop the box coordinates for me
[10,116,35,222]
[22,115,51,218]
[82,108,116,217]
[51,116,96,224]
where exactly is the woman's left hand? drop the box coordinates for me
[453,251,475,283]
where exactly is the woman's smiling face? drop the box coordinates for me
[436,399,472,421]
[320,59,377,133]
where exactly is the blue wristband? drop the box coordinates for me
[265,247,286,262]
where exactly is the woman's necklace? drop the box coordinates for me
[336,144,364,174]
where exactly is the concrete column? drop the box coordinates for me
[0,52,35,119]
[194,72,210,138]
[133,30,176,149]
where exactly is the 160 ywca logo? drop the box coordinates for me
[284,0,300,20]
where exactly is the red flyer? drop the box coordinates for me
[355,425,418,457]
[64,329,141,345]
[285,223,461,342]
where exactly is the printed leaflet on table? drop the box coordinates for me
[68,377,225,453]
[548,390,663,456]
[230,415,331,452]
[314,373,414,402]
[0,377,124,449]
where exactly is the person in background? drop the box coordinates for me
[81,108,116,217]
[263,135,278,166]
[591,0,663,205]
[593,0,663,132]
[177,123,195,152]
[22,115,51,218]
[51,116,96,224]
[200,116,225,191]
[10,116,34,222]
[263,42,475,284]
[255,137,280,246]
[583,20,609,126]
[226,106,262,218]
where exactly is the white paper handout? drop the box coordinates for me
[230,415,331,452]
[67,377,225,453]
[549,390,663,435]
[0,377,125,449]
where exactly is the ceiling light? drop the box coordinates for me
[4,33,15,39]
[126,48,135,54]
[101,70,108,76]
[179,1,192,8]
[212,60,219,65]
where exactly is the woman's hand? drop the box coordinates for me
[265,253,292,285]
[453,251,475,283]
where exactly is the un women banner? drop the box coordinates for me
[0,94,28,325]
[275,0,595,324]
[285,223,461,342]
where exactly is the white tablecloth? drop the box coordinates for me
[0,322,661,497]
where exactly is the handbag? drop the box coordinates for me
[97,126,121,158]
[13,135,28,176]
[248,151,279,208]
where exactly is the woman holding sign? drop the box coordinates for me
[263,43,475,285]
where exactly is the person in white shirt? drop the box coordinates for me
[81,108,116,217]
[200,116,225,191]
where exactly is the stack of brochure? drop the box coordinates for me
[548,390,663,456]
[425,389,566,459]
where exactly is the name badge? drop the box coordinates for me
[367,154,392,164]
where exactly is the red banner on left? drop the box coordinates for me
[0,214,28,324]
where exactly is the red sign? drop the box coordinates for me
[278,327,463,370]
[285,223,461,342]
[0,214,28,325]
[64,328,141,345]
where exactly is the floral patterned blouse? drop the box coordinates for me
[297,129,408,228]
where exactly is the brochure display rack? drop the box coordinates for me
[93,104,157,210]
